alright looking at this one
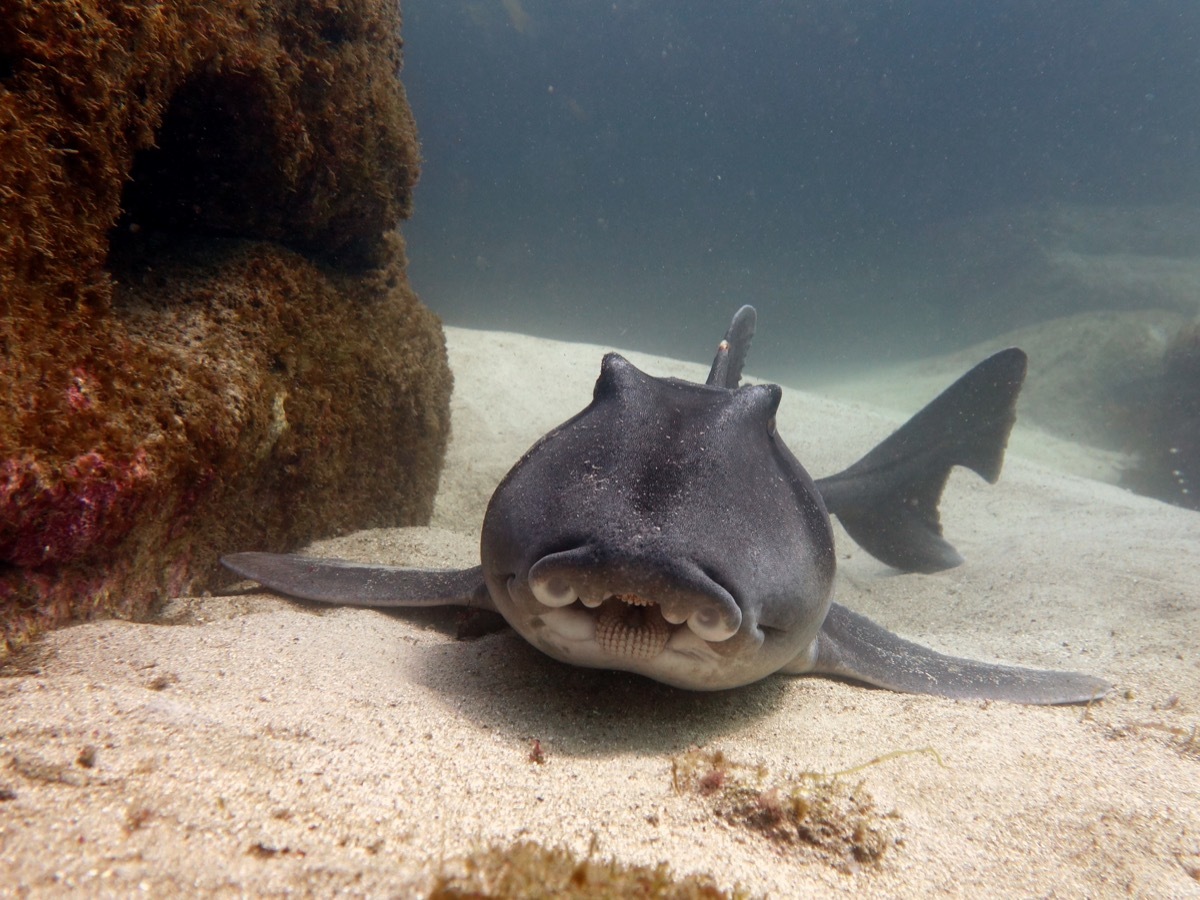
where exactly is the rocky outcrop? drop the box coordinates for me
[0,0,452,653]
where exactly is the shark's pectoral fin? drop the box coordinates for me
[784,603,1110,705]
[221,552,495,611]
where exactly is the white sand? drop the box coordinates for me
[2,325,1198,897]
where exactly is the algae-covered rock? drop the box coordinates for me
[0,0,451,653]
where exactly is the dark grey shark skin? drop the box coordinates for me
[222,306,1110,704]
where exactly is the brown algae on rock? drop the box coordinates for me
[0,0,450,655]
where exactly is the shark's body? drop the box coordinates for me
[223,307,1109,704]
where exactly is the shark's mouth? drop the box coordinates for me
[594,593,672,659]
[527,570,741,661]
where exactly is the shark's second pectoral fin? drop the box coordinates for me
[221,552,495,611]
[784,602,1110,705]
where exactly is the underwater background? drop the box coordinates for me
[399,0,1200,375]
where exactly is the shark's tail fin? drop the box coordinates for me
[814,348,1027,573]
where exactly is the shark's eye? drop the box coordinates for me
[766,416,776,436]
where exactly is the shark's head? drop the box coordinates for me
[480,353,835,690]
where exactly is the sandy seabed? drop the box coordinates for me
[2,325,1198,897]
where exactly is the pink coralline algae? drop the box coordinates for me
[0,450,153,568]
[65,367,100,412]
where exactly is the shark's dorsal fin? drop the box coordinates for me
[706,304,757,389]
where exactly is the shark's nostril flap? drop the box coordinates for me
[529,573,576,608]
